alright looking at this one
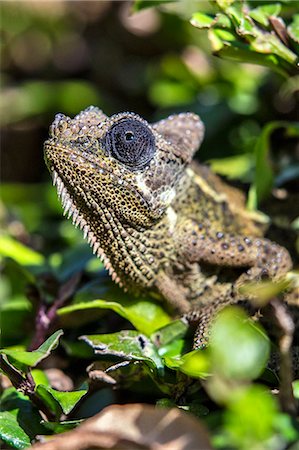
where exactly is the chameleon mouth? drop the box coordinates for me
[52,170,122,286]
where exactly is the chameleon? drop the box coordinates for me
[44,107,294,347]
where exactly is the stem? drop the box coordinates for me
[270,299,297,416]
[29,272,81,351]
[0,355,56,421]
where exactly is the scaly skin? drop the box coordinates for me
[44,107,294,347]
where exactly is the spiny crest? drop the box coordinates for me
[52,170,123,288]
[49,106,108,141]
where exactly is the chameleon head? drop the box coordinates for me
[44,106,204,228]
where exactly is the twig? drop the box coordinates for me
[269,16,289,47]
[29,272,81,351]
[270,298,297,415]
[0,355,56,421]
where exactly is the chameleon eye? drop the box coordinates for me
[124,131,135,142]
[105,118,155,169]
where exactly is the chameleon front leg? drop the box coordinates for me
[176,219,292,279]
[184,283,239,348]
[177,219,293,348]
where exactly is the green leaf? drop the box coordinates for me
[0,297,32,342]
[248,121,299,209]
[293,380,299,399]
[225,4,243,27]
[190,13,214,29]
[1,330,63,370]
[250,3,281,27]
[62,340,94,359]
[216,0,234,9]
[274,413,299,443]
[81,330,164,373]
[48,388,87,415]
[133,0,175,12]
[0,388,46,445]
[0,234,44,266]
[41,419,82,433]
[225,385,278,447]
[151,319,189,347]
[179,350,210,377]
[158,338,187,359]
[239,277,292,306]
[288,14,299,44]
[58,284,170,335]
[236,17,257,39]
[250,33,297,66]
[35,385,63,419]
[210,307,270,381]
[0,411,31,449]
[212,39,288,76]
[36,385,87,417]
[213,28,236,43]
[208,29,224,51]
[152,319,190,360]
[208,154,253,180]
[165,349,210,377]
[291,217,299,231]
[214,13,232,29]
[31,369,50,387]
[1,259,37,346]
[2,258,36,288]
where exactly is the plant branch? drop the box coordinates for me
[270,299,297,416]
[28,272,81,351]
[0,355,56,421]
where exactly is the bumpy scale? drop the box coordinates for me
[44,107,294,347]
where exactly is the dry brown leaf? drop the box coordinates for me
[31,403,212,450]
[44,368,74,391]
[0,373,12,390]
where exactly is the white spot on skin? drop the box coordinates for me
[135,173,151,197]
[186,168,195,178]
[166,206,177,234]
[160,188,176,206]
[136,172,176,206]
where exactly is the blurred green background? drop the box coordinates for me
[2,0,297,182]
[0,3,299,448]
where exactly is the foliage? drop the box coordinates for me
[191,1,298,77]
[1,0,298,449]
